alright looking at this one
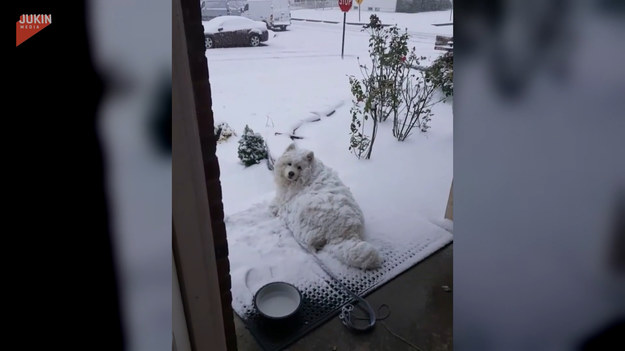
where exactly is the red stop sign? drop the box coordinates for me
[338,0,352,12]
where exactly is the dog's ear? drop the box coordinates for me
[286,143,296,152]
[306,151,314,162]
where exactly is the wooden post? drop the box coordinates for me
[173,0,237,349]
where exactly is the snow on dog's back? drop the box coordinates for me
[270,143,382,270]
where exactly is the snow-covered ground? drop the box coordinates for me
[208,6,453,318]
[207,9,452,222]
[207,10,454,324]
[292,8,453,37]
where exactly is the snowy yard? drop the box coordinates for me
[206,8,453,220]
[205,7,453,321]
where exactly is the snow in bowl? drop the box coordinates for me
[254,282,302,319]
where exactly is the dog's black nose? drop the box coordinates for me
[288,171,294,178]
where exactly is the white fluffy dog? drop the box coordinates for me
[269,143,382,270]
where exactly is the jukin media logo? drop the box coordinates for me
[16,14,52,47]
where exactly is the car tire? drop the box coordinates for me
[205,36,214,49]
[249,34,260,47]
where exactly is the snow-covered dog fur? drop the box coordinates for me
[269,143,382,270]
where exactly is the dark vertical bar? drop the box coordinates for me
[177,0,239,349]
[341,12,346,59]
[14,2,124,349]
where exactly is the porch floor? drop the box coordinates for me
[233,244,453,351]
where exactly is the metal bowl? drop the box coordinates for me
[254,282,302,320]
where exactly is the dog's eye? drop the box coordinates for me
[287,163,292,166]
[297,166,302,170]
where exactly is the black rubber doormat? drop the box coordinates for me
[241,277,351,351]
[238,242,450,351]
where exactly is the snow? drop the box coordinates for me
[292,8,453,37]
[202,16,267,33]
[206,9,453,313]
[225,202,452,314]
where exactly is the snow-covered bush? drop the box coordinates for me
[348,15,444,155]
[353,15,409,124]
[392,62,439,140]
[214,122,237,143]
[347,15,409,159]
[389,47,442,140]
[237,125,267,167]
[425,51,453,98]
[347,68,377,160]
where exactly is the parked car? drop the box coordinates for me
[241,0,291,31]
[203,16,269,49]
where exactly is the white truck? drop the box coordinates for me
[241,0,291,31]
[200,1,245,20]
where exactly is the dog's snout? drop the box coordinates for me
[288,171,295,178]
